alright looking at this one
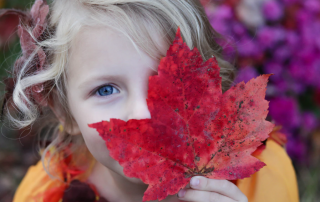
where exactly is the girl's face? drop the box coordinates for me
[66,26,164,183]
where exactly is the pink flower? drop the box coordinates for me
[0,0,49,107]
[0,14,19,49]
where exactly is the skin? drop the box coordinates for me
[54,25,248,202]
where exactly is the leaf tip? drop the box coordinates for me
[176,26,181,38]
[88,121,106,129]
[87,123,95,128]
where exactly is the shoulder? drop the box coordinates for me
[13,147,98,202]
[12,159,66,202]
[236,137,300,202]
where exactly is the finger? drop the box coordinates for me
[184,183,191,189]
[176,183,190,198]
[189,176,247,201]
[178,188,236,202]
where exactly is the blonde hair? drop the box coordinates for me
[3,0,237,180]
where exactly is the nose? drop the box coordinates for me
[125,94,151,121]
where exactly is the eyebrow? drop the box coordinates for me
[78,74,125,89]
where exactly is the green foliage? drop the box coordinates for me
[4,0,52,9]
[0,38,21,97]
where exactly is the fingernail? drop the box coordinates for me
[178,189,186,198]
[190,177,200,187]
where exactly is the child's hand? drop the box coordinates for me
[177,176,248,202]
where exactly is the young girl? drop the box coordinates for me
[1,0,299,201]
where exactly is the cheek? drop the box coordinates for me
[66,93,144,183]
[80,125,114,166]
[79,125,145,184]
[66,96,117,168]
[80,127,144,184]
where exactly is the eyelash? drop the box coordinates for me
[94,84,120,97]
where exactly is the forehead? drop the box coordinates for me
[67,26,159,83]
[69,26,141,66]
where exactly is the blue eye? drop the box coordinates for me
[96,85,120,96]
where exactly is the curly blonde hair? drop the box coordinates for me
[2,0,237,180]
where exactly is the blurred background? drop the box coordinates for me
[0,0,319,201]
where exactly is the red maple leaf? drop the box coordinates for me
[89,28,274,201]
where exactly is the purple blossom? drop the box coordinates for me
[257,26,286,50]
[204,0,320,163]
[263,0,284,21]
[219,39,237,62]
[274,78,289,94]
[213,5,233,20]
[285,31,300,50]
[273,45,291,62]
[289,50,320,86]
[266,84,277,96]
[208,5,234,35]
[237,37,261,57]
[288,59,307,83]
[301,112,318,132]
[269,97,301,130]
[234,66,259,84]
[311,60,320,88]
[290,82,306,95]
[309,21,320,47]
[296,47,316,65]
[307,59,320,86]
[210,19,229,35]
[304,0,320,13]
[232,22,246,37]
[300,22,319,47]
[263,61,283,82]
[282,0,300,6]
[295,10,312,30]
[286,137,307,162]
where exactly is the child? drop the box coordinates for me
[0,0,299,201]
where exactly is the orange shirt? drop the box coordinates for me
[13,138,299,202]
[236,139,299,202]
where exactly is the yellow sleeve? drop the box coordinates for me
[236,139,300,202]
[12,159,65,202]
[12,148,96,202]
